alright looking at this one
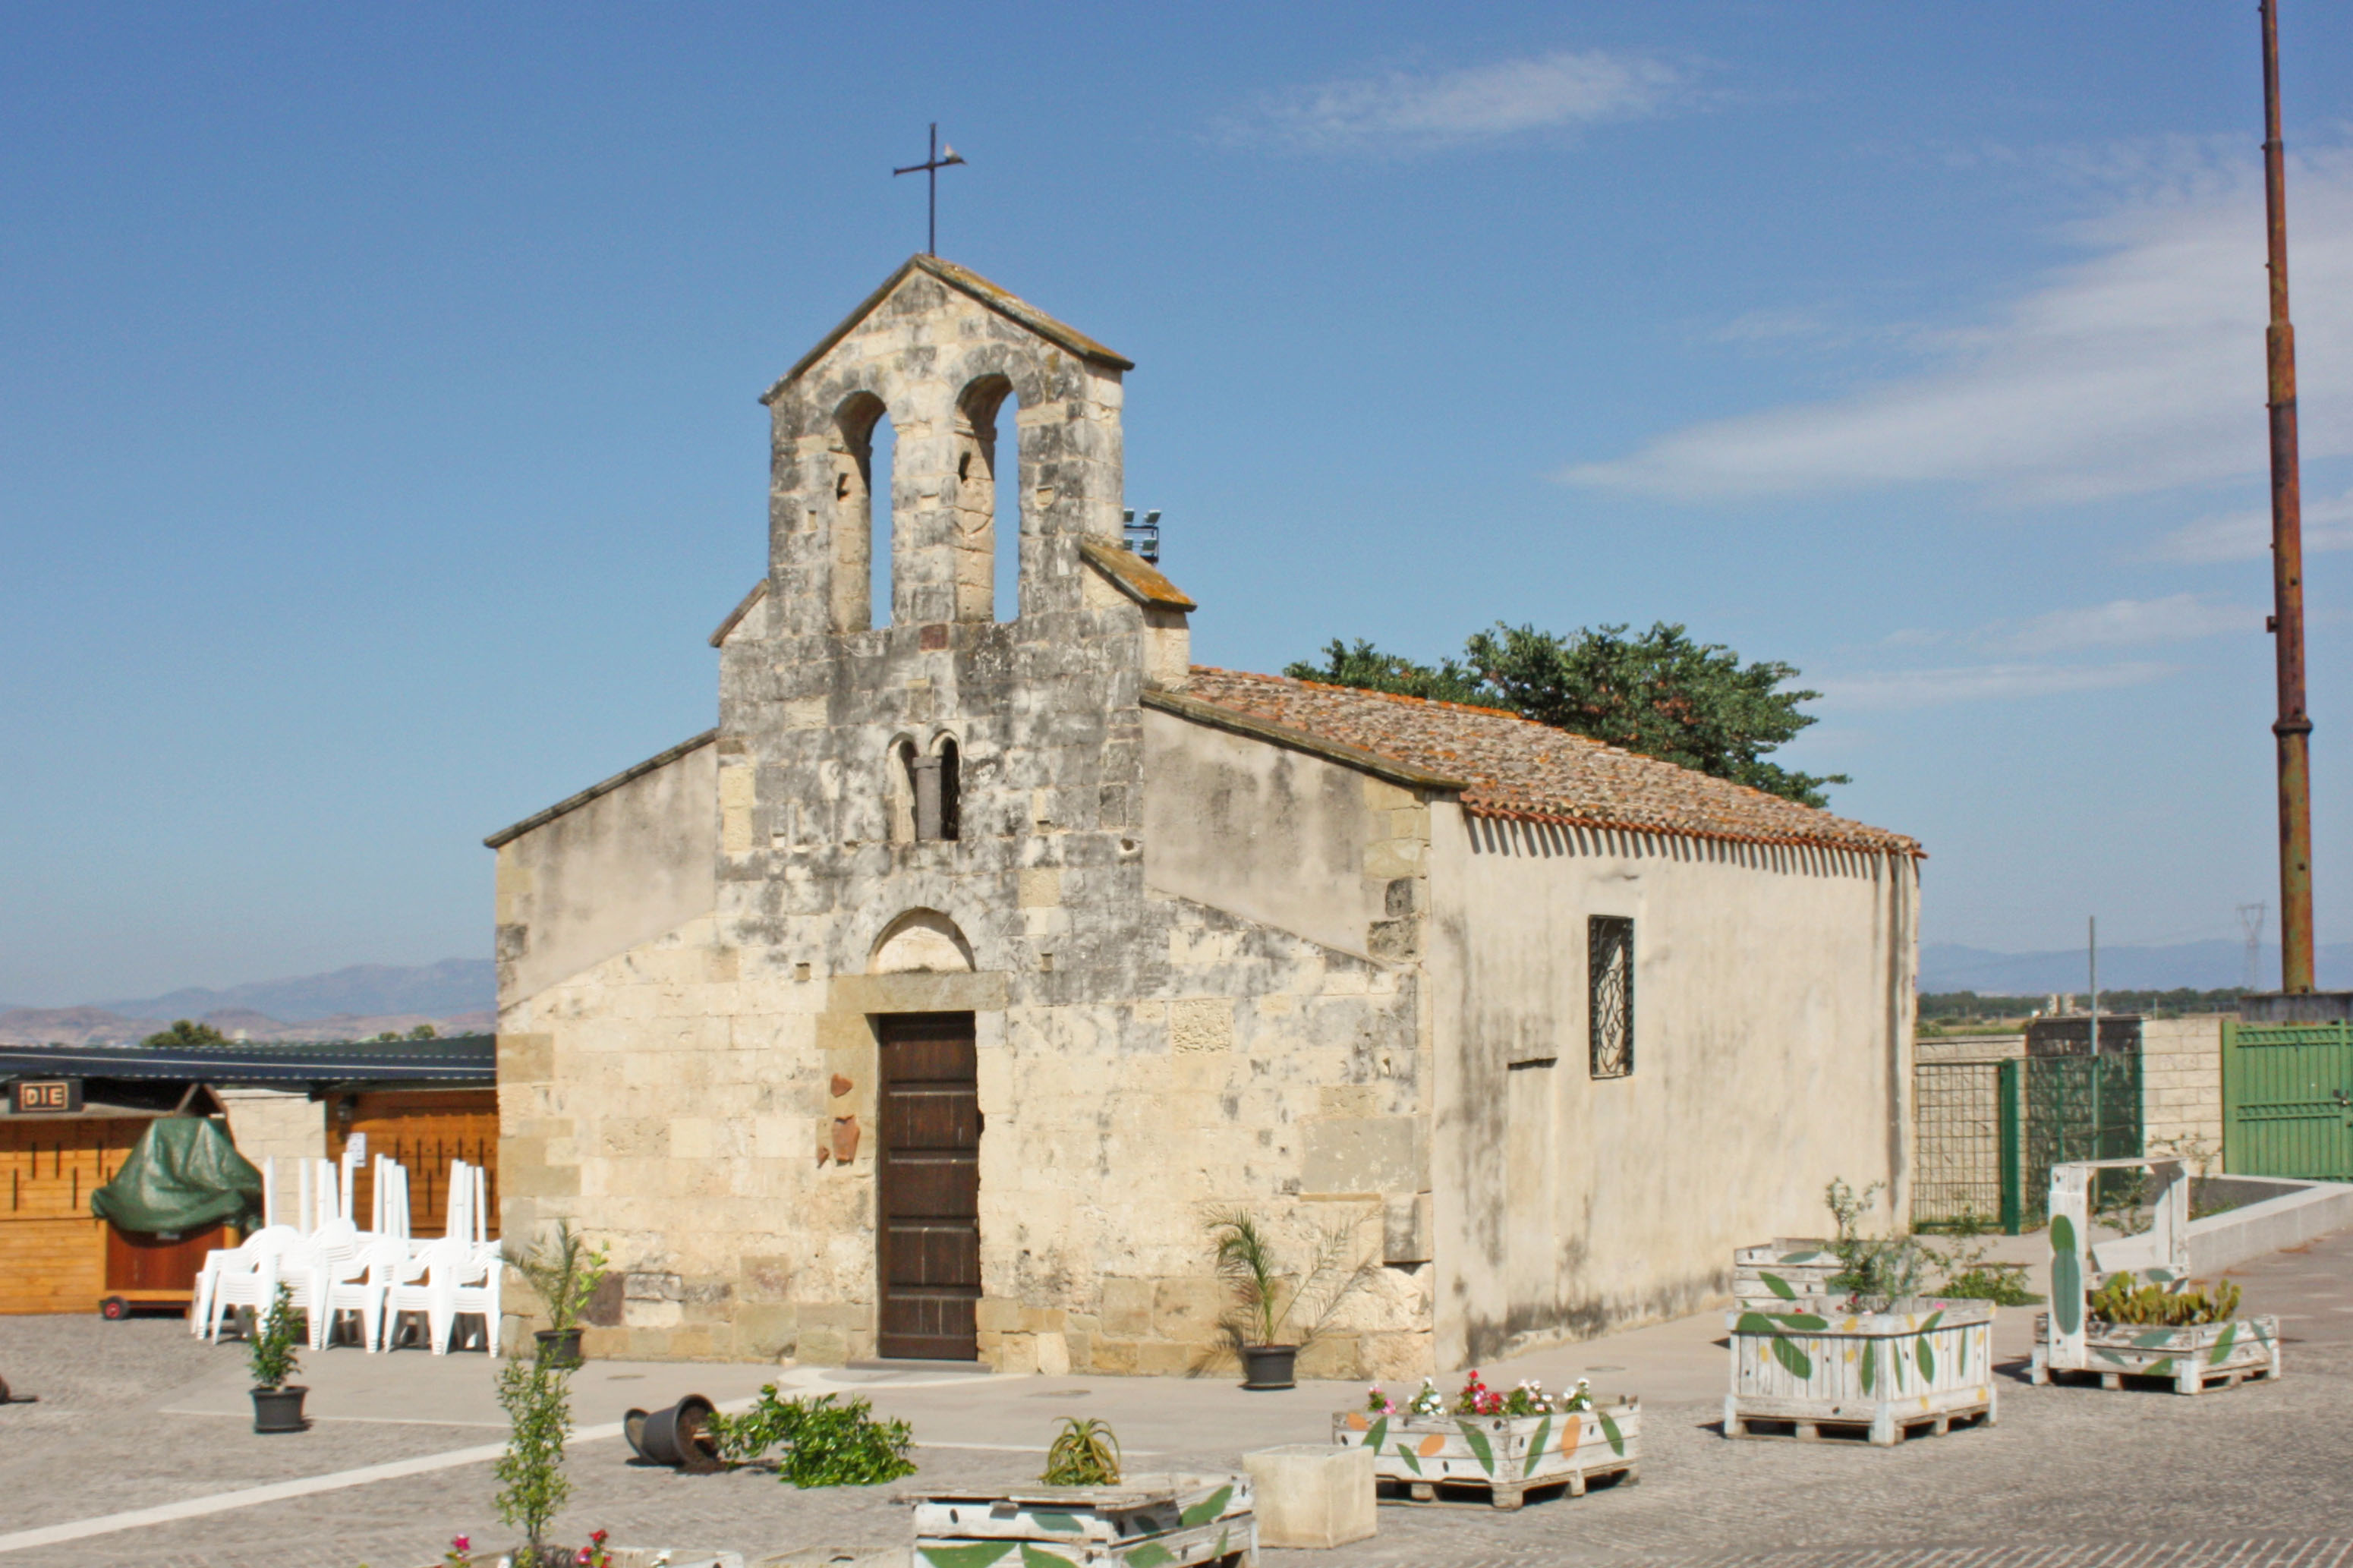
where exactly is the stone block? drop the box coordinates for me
[1136,1340,1195,1376]
[1299,1334,1366,1381]
[1362,839,1426,880]
[796,1327,850,1366]
[1170,998,1234,1053]
[1151,1277,1227,1342]
[1035,1331,1071,1376]
[1303,1117,1427,1196]
[1087,1337,1141,1374]
[499,1031,556,1082]
[1244,1444,1376,1550]
[1383,1192,1433,1264]
[976,1296,1023,1333]
[1100,1277,1153,1337]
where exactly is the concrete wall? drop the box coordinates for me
[493,741,718,1002]
[1425,810,1917,1367]
[2142,1015,2225,1164]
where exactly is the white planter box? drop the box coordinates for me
[909,1474,1253,1568]
[2030,1313,2281,1394]
[1725,1298,1996,1446]
[1732,1239,1842,1310]
[1331,1400,1639,1510]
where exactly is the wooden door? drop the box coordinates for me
[877,1012,980,1360]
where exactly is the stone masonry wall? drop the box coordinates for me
[496,261,1435,1376]
[2142,1015,2225,1167]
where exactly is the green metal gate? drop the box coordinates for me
[2021,1054,2141,1226]
[2223,1020,2353,1179]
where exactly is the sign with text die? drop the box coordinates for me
[9,1078,83,1114]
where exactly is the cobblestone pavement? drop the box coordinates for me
[2,1230,2346,1568]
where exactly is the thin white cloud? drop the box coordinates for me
[1561,145,2353,505]
[2150,486,2353,562]
[1816,661,2173,712]
[1220,50,1685,153]
[1985,594,2257,655]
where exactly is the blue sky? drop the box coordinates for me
[2,2,2347,1004]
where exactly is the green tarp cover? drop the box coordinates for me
[90,1116,262,1234]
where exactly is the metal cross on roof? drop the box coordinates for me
[893,122,967,257]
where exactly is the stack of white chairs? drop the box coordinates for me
[381,1160,503,1354]
[195,1143,505,1355]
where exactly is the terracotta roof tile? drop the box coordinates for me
[1180,667,1921,858]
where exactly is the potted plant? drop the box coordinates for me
[1204,1209,1375,1390]
[507,1220,609,1368]
[248,1283,307,1434]
[1336,1372,1638,1509]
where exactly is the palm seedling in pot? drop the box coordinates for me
[1204,1208,1375,1390]
[507,1220,609,1368]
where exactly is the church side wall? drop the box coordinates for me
[493,741,719,1003]
[1140,709,1400,960]
[1426,809,1919,1368]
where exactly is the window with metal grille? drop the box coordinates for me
[1589,915,1634,1079]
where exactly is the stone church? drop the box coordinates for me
[490,255,1923,1378]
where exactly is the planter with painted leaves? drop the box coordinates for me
[2031,1311,2282,1394]
[1732,1239,1842,1310]
[1725,1299,1995,1446]
[2028,1198,2283,1396]
[909,1473,1253,1568]
[1331,1399,1639,1510]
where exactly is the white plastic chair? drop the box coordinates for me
[280,1217,361,1338]
[446,1239,503,1353]
[381,1237,471,1353]
[317,1237,408,1352]
[192,1224,298,1337]
[204,1227,306,1343]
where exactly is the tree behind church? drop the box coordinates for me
[1286,622,1849,809]
[141,1019,230,1049]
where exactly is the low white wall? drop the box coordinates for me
[2094,1176,2353,1275]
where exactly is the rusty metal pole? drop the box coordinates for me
[2260,0,2316,994]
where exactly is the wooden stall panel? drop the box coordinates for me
[1,1217,106,1315]
[329,1090,500,1239]
[2,1119,150,1315]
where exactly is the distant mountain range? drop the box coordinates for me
[0,959,496,1047]
[96,959,493,1022]
[1921,940,2353,995]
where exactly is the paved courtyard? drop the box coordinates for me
[1,1229,2347,1568]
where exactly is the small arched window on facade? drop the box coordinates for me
[912,734,960,842]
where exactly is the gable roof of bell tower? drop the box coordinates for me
[761,253,1133,405]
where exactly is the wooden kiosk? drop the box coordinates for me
[0,1078,236,1317]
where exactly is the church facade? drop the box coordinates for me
[490,256,1923,1378]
